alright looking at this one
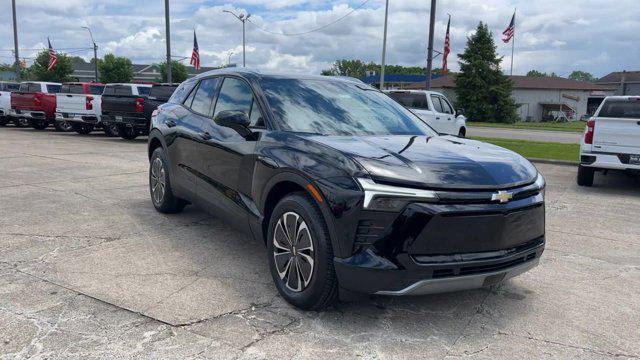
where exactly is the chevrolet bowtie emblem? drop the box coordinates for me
[491,190,513,203]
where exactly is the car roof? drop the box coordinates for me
[384,89,444,96]
[192,67,372,86]
[23,81,62,86]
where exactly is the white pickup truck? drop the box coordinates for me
[55,82,105,134]
[578,96,640,186]
[0,81,21,126]
[385,90,467,137]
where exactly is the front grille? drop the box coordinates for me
[354,219,385,247]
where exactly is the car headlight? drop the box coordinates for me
[356,178,438,212]
[534,173,546,199]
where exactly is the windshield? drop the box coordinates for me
[261,78,436,136]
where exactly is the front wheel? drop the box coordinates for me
[149,147,187,214]
[577,165,595,187]
[0,117,7,126]
[103,124,119,137]
[54,121,73,132]
[118,126,139,140]
[267,193,338,311]
[458,127,466,138]
[15,118,31,128]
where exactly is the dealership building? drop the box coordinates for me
[596,71,640,96]
[405,75,615,122]
[71,61,218,83]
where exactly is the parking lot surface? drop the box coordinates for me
[1,127,639,359]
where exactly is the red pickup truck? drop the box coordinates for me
[9,82,62,130]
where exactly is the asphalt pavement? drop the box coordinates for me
[468,126,582,144]
[1,127,639,359]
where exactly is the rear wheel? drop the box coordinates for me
[577,165,595,187]
[267,192,338,311]
[73,123,94,135]
[32,119,47,130]
[103,124,119,137]
[0,117,7,126]
[54,121,73,132]
[149,147,187,214]
[118,126,140,140]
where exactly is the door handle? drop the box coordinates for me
[436,117,440,120]
[257,155,279,168]
[166,120,177,128]
[199,131,212,140]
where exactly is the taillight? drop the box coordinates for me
[136,97,144,113]
[584,119,596,144]
[86,96,94,110]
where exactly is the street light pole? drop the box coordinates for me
[379,0,389,90]
[228,51,234,66]
[164,0,172,83]
[82,26,99,82]
[11,0,20,80]
[223,10,250,67]
[425,0,437,90]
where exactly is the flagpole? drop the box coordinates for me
[510,9,515,76]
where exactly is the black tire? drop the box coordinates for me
[15,118,31,128]
[103,123,119,137]
[458,127,466,138]
[32,119,47,130]
[149,147,187,214]
[118,126,139,140]
[54,121,73,132]
[0,117,7,126]
[577,165,595,187]
[266,192,338,311]
[73,123,94,135]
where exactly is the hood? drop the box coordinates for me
[304,135,538,190]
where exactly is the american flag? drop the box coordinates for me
[442,16,451,76]
[502,12,516,43]
[47,38,58,72]
[190,30,200,70]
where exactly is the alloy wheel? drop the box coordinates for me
[17,118,30,127]
[60,121,73,132]
[273,212,315,292]
[150,157,166,205]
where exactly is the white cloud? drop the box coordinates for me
[1,0,639,77]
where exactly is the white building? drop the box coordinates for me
[407,75,615,121]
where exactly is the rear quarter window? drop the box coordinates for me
[598,99,640,119]
[388,92,429,110]
[46,85,61,93]
[137,87,151,96]
[169,81,196,104]
[89,85,105,95]
[60,84,84,94]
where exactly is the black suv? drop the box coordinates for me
[148,69,546,310]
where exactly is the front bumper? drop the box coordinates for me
[333,192,546,295]
[581,151,640,171]
[102,114,148,130]
[55,112,100,124]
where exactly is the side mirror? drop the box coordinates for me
[213,110,252,138]
[456,108,465,116]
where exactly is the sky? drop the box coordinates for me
[0,0,639,77]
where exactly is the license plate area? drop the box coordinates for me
[630,155,640,165]
[115,116,123,122]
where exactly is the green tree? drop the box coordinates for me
[568,70,595,82]
[158,61,188,83]
[29,50,75,82]
[527,70,546,77]
[99,53,134,83]
[455,22,518,123]
[321,60,442,78]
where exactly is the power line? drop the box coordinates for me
[247,0,371,36]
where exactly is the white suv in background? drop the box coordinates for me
[578,96,640,186]
[385,90,467,137]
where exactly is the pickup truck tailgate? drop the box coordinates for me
[102,95,139,115]
[57,94,88,113]
[593,98,640,155]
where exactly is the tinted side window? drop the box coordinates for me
[170,81,195,104]
[137,87,151,96]
[190,78,221,116]
[388,92,429,110]
[430,95,443,113]
[150,85,177,100]
[439,97,454,114]
[46,85,61,93]
[61,84,84,94]
[213,78,254,119]
[249,100,264,127]
[28,83,42,92]
[89,85,105,95]
[103,86,133,96]
[599,100,640,119]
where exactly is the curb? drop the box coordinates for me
[528,158,578,167]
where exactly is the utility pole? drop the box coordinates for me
[11,0,20,80]
[164,0,172,83]
[425,0,437,89]
[379,0,390,90]
[223,10,250,67]
[82,26,99,82]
